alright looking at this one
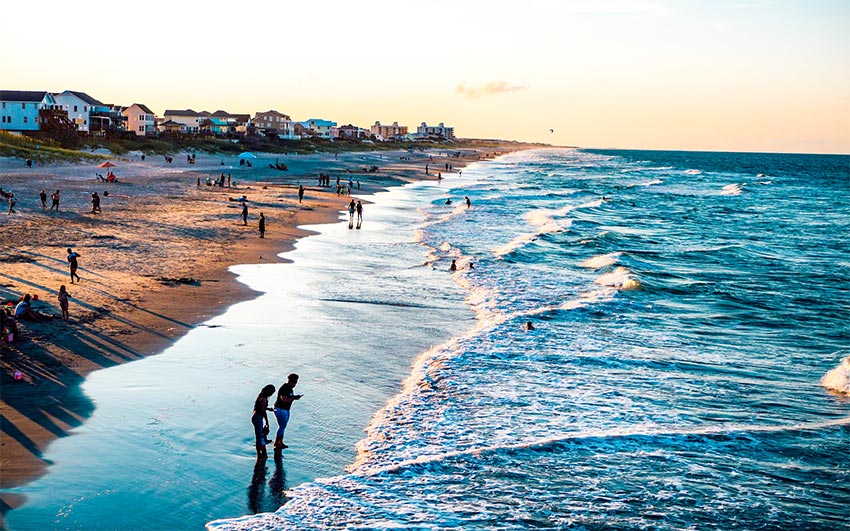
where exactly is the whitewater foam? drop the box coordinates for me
[821,356,850,395]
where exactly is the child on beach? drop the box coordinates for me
[58,285,70,320]
[252,384,276,458]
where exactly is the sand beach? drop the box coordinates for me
[0,145,520,517]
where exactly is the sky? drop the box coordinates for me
[3,0,848,153]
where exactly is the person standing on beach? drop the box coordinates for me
[241,202,248,226]
[356,200,363,223]
[298,185,304,203]
[67,248,81,283]
[90,192,101,214]
[252,384,276,458]
[40,189,47,210]
[272,374,302,450]
[258,213,265,238]
[7,194,17,214]
[348,199,356,228]
[58,285,70,320]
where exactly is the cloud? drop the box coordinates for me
[455,81,526,100]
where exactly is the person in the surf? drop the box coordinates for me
[272,374,302,450]
[252,384,275,458]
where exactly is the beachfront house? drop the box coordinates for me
[208,110,243,135]
[52,90,108,133]
[163,109,207,134]
[123,103,157,136]
[416,122,455,140]
[336,124,369,140]
[156,119,186,134]
[299,118,337,139]
[253,110,296,139]
[0,90,59,132]
[371,121,408,141]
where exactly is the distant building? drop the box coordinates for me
[156,119,186,134]
[0,90,58,132]
[163,109,208,134]
[416,122,455,140]
[299,118,337,139]
[253,110,295,139]
[123,103,157,136]
[371,121,408,141]
[336,124,369,140]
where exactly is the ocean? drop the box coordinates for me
[5,148,849,531]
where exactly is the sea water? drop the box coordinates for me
[209,149,849,530]
[4,149,848,531]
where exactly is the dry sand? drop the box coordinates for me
[0,144,524,516]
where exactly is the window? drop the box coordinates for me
[74,105,78,112]
[23,117,28,123]
[139,115,143,120]
[84,106,88,112]
[139,125,144,132]
[22,103,26,109]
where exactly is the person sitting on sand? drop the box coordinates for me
[14,294,48,322]
[252,384,276,459]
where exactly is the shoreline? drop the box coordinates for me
[0,145,530,517]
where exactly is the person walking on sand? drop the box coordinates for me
[241,202,248,226]
[67,248,81,283]
[51,190,60,211]
[252,384,276,458]
[298,185,304,203]
[58,285,70,320]
[258,212,266,238]
[40,189,47,210]
[273,374,302,450]
[7,193,17,214]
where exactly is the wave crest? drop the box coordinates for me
[821,356,850,395]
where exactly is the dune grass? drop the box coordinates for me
[0,132,106,163]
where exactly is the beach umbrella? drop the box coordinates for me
[98,161,117,168]
[237,152,257,159]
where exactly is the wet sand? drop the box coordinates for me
[0,145,524,518]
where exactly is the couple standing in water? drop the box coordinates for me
[252,374,302,458]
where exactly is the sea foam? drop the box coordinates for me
[821,356,850,395]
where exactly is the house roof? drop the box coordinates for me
[158,120,183,127]
[303,119,337,127]
[164,109,203,117]
[58,90,103,106]
[129,103,155,114]
[0,90,50,102]
[210,110,231,118]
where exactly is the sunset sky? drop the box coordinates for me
[3,0,848,153]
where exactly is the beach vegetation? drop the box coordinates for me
[0,131,106,163]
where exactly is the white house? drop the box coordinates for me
[0,90,57,132]
[416,122,455,140]
[123,103,157,136]
[53,90,105,133]
[299,118,337,139]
